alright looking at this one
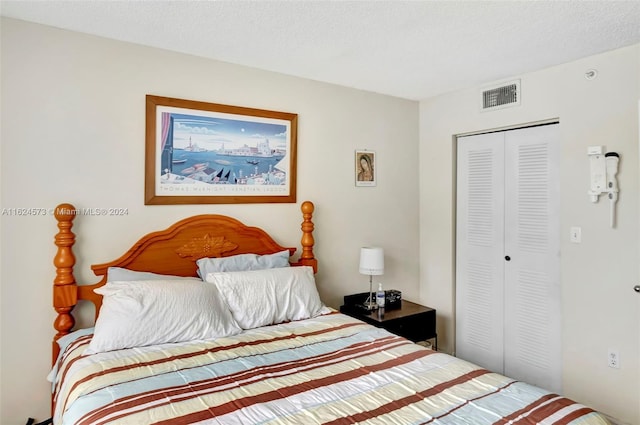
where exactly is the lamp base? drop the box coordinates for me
[362,295,378,311]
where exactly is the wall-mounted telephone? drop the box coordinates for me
[588,146,620,228]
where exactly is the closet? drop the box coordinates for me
[455,123,561,393]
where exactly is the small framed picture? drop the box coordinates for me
[355,150,376,187]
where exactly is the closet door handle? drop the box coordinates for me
[505,256,511,261]
[634,285,640,293]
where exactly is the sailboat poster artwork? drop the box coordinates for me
[145,95,297,204]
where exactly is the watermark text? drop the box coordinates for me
[2,207,129,217]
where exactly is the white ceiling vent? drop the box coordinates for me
[481,80,521,111]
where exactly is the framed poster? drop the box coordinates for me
[355,150,376,187]
[145,95,297,204]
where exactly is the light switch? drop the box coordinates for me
[570,227,582,243]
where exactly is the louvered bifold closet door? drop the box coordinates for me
[455,131,505,373]
[455,124,561,393]
[503,125,561,394]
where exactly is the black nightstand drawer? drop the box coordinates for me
[340,300,437,347]
[382,309,435,342]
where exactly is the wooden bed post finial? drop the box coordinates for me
[299,201,317,272]
[52,204,78,363]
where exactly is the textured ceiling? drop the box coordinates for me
[2,0,640,100]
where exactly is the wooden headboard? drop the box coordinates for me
[52,201,317,363]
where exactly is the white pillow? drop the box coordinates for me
[196,250,290,277]
[205,266,324,329]
[107,267,200,282]
[86,279,241,354]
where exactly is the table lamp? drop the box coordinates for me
[359,247,384,310]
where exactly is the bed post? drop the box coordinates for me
[299,201,317,272]
[52,204,78,364]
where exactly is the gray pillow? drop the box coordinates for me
[196,250,290,277]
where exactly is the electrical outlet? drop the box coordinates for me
[607,349,620,369]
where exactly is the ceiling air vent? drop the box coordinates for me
[481,79,521,111]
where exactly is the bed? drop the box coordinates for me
[49,201,611,425]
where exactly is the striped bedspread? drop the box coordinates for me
[51,312,611,425]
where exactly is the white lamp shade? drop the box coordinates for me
[359,247,384,275]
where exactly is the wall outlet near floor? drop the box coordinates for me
[607,348,620,369]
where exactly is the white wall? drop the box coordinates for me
[0,18,420,424]
[419,45,640,424]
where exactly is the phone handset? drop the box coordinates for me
[605,152,619,228]
[588,147,620,228]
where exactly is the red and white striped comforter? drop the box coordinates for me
[51,312,611,425]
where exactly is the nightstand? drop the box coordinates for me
[340,299,437,349]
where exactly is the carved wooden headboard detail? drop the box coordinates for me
[52,201,317,363]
